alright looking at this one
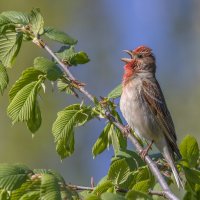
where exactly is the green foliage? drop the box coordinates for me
[180,135,199,168]
[108,84,122,99]
[0,63,8,94]
[0,30,23,67]
[29,8,44,36]
[52,104,94,159]
[56,46,90,66]
[7,80,42,124]
[34,57,63,81]
[44,27,77,45]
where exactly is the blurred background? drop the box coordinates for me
[0,0,199,192]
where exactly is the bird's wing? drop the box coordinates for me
[141,79,181,158]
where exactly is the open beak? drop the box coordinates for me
[121,50,133,63]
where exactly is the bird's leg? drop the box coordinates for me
[140,140,154,160]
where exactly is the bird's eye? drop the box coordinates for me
[137,54,143,58]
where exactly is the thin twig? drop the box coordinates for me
[67,184,94,191]
[34,39,179,200]
[149,190,168,199]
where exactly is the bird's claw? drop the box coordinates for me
[139,140,154,160]
[122,124,131,137]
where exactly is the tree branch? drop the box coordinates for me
[35,38,179,200]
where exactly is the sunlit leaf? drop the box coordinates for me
[44,27,77,45]
[108,158,132,186]
[92,123,111,157]
[0,30,23,67]
[107,84,122,99]
[9,67,44,101]
[56,46,90,66]
[92,180,113,195]
[101,192,126,200]
[40,174,61,200]
[0,63,8,95]
[34,57,63,81]
[29,8,44,35]
[180,135,199,167]
[7,80,42,124]
[0,164,30,191]
[52,104,92,159]
[126,190,152,200]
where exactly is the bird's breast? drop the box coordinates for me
[120,79,159,141]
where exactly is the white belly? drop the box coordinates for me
[120,79,159,142]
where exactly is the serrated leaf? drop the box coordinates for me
[92,123,111,157]
[0,11,29,25]
[7,80,41,124]
[114,150,145,169]
[34,57,63,81]
[84,194,102,200]
[107,84,122,99]
[26,101,42,133]
[44,27,77,45]
[40,174,61,200]
[52,104,92,159]
[0,63,8,94]
[56,46,90,66]
[108,159,132,186]
[29,9,44,35]
[126,190,152,200]
[0,30,23,67]
[183,166,200,192]
[93,180,113,195]
[57,79,75,95]
[101,192,126,200]
[19,191,40,200]
[0,164,29,191]
[9,67,44,101]
[131,166,155,192]
[180,135,199,167]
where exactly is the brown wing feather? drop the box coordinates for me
[141,79,181,159]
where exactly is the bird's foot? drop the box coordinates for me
[122,124,131,137]
[139,140,154,160]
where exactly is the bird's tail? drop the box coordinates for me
[162,146,184,189]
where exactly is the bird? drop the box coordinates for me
[119,45,183,188]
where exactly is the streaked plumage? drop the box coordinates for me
[120,46,183,188]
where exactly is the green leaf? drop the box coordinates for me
[126,190,152,200]
[114,150,145,169]
[0,11,29,25]
[93,180,113,195]
[101,193,126,200]
[0,189,8,200]
[0,63,8,94]
[34,57,63,81]
[52,104,92,159]
[56,46,90,66]
[183,166,200,192]
[26,101,42,133]
[0,164,29,191]
[7,80,41,124]
[92,123,111,157]
[180,135,199,167]
[108,158,132,186]
[40,174,61,200]
[107,84,122,99]
[29,8,44,35]
[0,30,23,67]
[9,67,44,101]
[57,79,76,96]
[131,166,155,193]
[20,191,40,200]
[44,27,77,45]
[84,194,102,200]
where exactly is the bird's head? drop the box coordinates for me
[121,46,156,83]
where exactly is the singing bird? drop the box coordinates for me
[120,46,183,188]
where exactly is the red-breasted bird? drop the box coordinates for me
[120,46,183,188]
